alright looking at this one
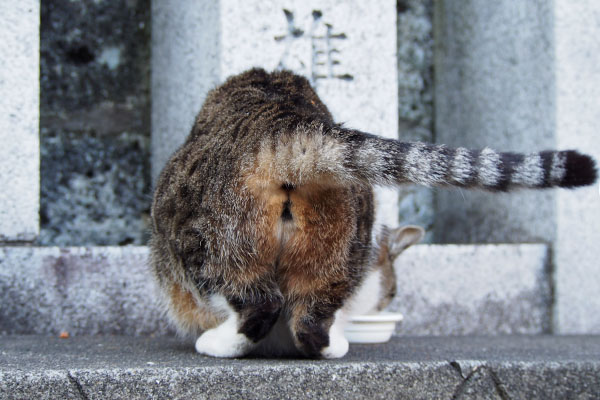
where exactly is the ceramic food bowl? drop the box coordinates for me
[344,312,403,343]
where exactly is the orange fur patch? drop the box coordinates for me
[244,174,288,260]
[244,165,356,300]
[169,284,223,331]
[279,184,355,298]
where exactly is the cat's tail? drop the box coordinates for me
[255,124,597,191]
[334,128,597,191]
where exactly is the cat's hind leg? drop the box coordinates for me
[195,291,283,358]
[163,282,224,337]
[289,299,350,359]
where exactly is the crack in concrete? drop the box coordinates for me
[449,360,466,379]
[448,361,512,400]
[449,362,477,400]
[67,371,89,400]
[488,368,512,400]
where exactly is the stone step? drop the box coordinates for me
[1,335,599,399]
[0,244,549,336]
[391,244,550,335]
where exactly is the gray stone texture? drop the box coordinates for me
[0,246,169,336]
[388,244,551,335]
[433,0,556,244]
[553,0,600,334]
[1,244,548,336]
[0,1,40,242]
[151,0,220,185]
[39,0,151,246]
[152,0,400,228]
[2,335,600,399]
[396,0,435,242]
[39,131,151,246]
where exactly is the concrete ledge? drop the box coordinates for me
[0,244,549,336]
[1,335,599,399]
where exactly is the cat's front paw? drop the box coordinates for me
[195,325,253,358]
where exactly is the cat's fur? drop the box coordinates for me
[151,68,597,359]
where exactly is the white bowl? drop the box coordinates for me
[344,312,403,343]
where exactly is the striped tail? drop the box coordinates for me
[334,129,598,191]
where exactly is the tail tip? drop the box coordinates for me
[560,151,598,188]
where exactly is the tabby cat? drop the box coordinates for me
[150,68,597,359]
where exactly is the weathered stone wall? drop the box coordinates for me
[39,0,151,246]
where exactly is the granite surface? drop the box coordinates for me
[0,1,40,242]
[39,0,151,246]
[1,335,599,399]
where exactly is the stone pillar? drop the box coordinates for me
[151,0,220,185]
[554,0,600,334]
[152,0,399,227]
[433,0,556,243]
[0,1,40,242]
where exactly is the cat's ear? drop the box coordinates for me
[387,225,425,259]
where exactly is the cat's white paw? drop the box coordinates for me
[195,326,252,358]
[321,309,350,359]
[321,333,349,359]
[194,294,254,358]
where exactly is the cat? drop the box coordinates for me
[150,68,597,359]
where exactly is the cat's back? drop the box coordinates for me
[190,68,334,141]
[153,68,336,213]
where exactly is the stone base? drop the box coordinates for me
[1,335,599,399]
[392,244,551,335]
[0,246,168,336]
[0,244,549,336]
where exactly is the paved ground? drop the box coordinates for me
[1,335,599,399]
